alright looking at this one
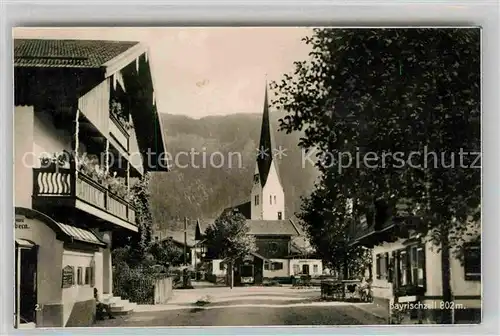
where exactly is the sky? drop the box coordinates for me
[13,27,313,119]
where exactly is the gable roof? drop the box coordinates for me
[223,201,251,219]
[246,219,300,236]
[160,230,196,247]
[14,39,140,69]
[14,38,169,173]
[195,218,216,240]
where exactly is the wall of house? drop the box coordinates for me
[61,250,96,327]
[32,108,73,166]
[263,258,289,278]
[14,106,35,208]
[262,163,285,220]
[15,215,64,327]
[372,234,481,323]
[371,240,403,300]
[210,259,227,276]
[289,259,323,277]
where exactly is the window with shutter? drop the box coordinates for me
[383,252,389,280]
[417,246,425,287]
[399,250,408,286]
[464,243,480,280]
[410,246,419,285]
[376,254,381,279]
[77,267,83,285]
[388,252,395,283]
[272,262,283,270]
[85,267,91,285]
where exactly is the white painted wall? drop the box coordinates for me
[32,109,73,164]
[15,105,75,208]
[288,259,324,277]
[15,215,64,309]
[210,260,227,276]
[263,258,289,278]
[261,163,285,220]
[371,235,481,304]
[61,250,95,326]
[15,106,35,208]
[251,166,263,220]
[371,241,402,300]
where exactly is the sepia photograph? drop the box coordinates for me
[12,27,480,328]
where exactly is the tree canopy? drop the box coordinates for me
[204,209,257,261]
[272,28,480,274]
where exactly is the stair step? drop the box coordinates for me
[110,304,134,315]
[104,296,122,304]
[110,299,129,307]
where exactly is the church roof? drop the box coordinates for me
[256,84,281,187]
[246,219,300,236]
[223,201,251,219]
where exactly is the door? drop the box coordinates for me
[302,264,310,275]
[18,246,38,324]
[240,264,255,284]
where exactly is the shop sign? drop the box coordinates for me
[62,265,75,288]
[15,216,29,230]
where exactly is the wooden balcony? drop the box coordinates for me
[109,113,129,152]
[32,167,137,232]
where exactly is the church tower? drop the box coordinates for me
[250,84,285,220]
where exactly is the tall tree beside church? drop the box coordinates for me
[204,209,257,288]
[272,28,480,323]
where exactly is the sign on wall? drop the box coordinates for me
[62,265,75,288]
[15,216,30,230]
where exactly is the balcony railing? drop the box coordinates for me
[33,167,136,228]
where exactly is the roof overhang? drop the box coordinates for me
[15,238,35,249]
[117,51,169,172]
[15,207,107,248]
[221,251,272,265]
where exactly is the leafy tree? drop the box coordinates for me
[299,174,371,279]
[272,28,480,323]
[204,209,257,288]
[149,239,184,268]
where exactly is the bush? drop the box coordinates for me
[113,264,158,304]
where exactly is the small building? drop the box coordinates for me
[197,85,324,285]
[349,198,481,324]
[14,38,168,328]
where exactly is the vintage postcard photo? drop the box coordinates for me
[12,27,480,328]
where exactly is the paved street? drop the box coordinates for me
[94,284,387,327]
[96,304,385,326]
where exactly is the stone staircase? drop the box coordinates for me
[102,294,137,315]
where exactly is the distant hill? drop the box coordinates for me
[149,111,320,232]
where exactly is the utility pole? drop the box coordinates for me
[184,217,188,266]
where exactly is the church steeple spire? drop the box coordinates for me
[257,82,274,187]
[251,80,285,220]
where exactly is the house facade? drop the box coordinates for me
[14,39,168,328]
[349,198,481,324]
[197,86,324,285]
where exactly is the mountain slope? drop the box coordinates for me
[150,112,319,231]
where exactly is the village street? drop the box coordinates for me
[94,283,387,327]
